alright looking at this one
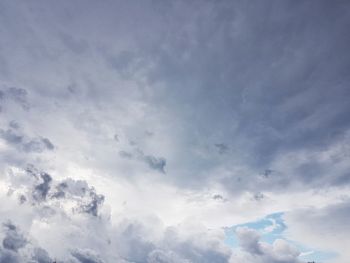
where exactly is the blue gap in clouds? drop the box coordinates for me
[223,212,337,263]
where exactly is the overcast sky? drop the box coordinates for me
[0,1,350,263]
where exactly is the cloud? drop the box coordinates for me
[2,222,27,252]
[119,148,167,173]
[0,221,53,263]
[0,125,55,154]
[70,249,105,263]
[32,172,52,202]
[231,227,302,263]
[215,144,229,155]
[0,87,29,110]
[0,165,232,263]
[284,200,350,263]
[0,0,349,262]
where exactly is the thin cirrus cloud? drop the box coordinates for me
[0,0,349,262]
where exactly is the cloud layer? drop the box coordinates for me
[0,0,350,262]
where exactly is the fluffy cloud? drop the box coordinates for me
[231,227,301,263]
[0,165,233,263]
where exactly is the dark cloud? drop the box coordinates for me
[2,222,27,252]
[0,129,23,145]
[253,192,265,201]
[31,248,52,263]
[51,182,68,199]
[0,249,20,263]
[23,137,55,153]
[115,221,231,263]
[78,191,105,217]
[119,150,133,159]
[16,166,106,217]
[142,154,166,174]
[119,148,167,173]
[213,194,224,201]
[0,222,53,263]
[215,144,229,154]
[8,121,19,130]
[0,126,54,153]
[32,172,52,202]
[71,249,105,263]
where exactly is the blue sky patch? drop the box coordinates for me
[224,213,337,263]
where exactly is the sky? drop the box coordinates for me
[0,1,350,262]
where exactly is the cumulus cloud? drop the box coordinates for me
[231,227,302,263]
[2,222,27,252]
[0,165,233,263]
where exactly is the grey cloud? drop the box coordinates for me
[71,249,105,263]
[32,172,52,202]
[51,182,68,199]
[116,221,156,262]
[215,144,229,155]
[0,222,53,263]
[105,50,138,79]
[119,148,167,174]
[0,249,20,263]
[78,192,105,217]
[0,126,54,153]
[233,227,302,263]
[0,0,348,193]
[160,227,230,263]
[8,121,19,130]
[0,1,349,262]
[145,131,154,137]
[31,247,52,263]
[0,87,29,110]
[253,192,265,201]
[128,0,350,190]
[213,194,224,201]
[236,227,262,255]
[284,200,350,263]
[23,137,55,153]
[147,249,186,263]
[59,33,89,55]
[6,88,28,109]
[15,166,105,217]
[0,129,23,145]
[142,154,166,174]
[2,222,27,252]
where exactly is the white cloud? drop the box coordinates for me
[230,227,302,263]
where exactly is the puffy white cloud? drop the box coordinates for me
[0,165,233,262]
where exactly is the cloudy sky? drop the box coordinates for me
[0,1,350,262]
